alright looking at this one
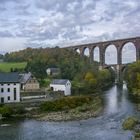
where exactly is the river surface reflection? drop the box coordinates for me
[0,84,139,140]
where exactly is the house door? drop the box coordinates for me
[51,87,54,91]
[1,97,4,103]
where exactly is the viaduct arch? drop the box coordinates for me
[65,37,140,82]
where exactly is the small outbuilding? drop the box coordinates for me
[50,79,71,96]
[46,68,60,76]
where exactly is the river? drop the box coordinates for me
[0,84,139,140]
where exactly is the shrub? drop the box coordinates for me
[122,117,138,130]
[77,104,89,112]
[40,96,93,112]
[14,105,26,114]
[0,106,13,117]
[135,129,140,138]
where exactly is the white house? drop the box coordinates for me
[50,79,71,96]
[0,72,20,103]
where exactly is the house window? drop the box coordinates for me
[1,88,4,93]
[7,88,10,92]
[8,96,10,101]
[14,88,16,100]
[14,83,16,85]
[1,84,3,86]
[8,83,10,86]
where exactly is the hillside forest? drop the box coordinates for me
[1,47,115,94]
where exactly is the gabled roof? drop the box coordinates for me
[0,72,20,83]
[19,72,32,84]
[51,79,70,85]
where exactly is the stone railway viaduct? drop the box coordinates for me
[64,37,140,82]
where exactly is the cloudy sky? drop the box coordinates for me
[0,0,140,53]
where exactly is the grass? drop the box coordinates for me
[0,62,27,72]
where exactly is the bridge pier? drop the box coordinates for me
[99,64,123,84]
[116,65,123,84]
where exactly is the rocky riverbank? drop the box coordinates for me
[0,95,103,122]
[37,101,102,121]
[34,95,103,121]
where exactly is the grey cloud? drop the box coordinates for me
[0,30,14,37]
[36,0,72,12]
[0,0,19,4]
[14,3,32,16]
[0,5,6,11]
[0,0,139,52]
[27,0,140,48]
[24,41,43,48]
[34,31,59,40]
[36,0,97,13]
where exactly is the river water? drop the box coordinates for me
[0,84,139,140]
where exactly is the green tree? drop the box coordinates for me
[85,72,97,85]
[125,61,140,96]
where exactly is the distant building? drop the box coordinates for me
[46,68,60,76]
[0,72,20,103]
[50,79,71,96]
[19,72,40,91]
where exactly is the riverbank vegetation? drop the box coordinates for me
[0,96,102,121]
[0,104,25,118]
[135,129,140,139]
[123,61,140,139]
[40,96,93,112]
[38,95,102,121]
[122,116,140,139]
[125,61,140,97]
